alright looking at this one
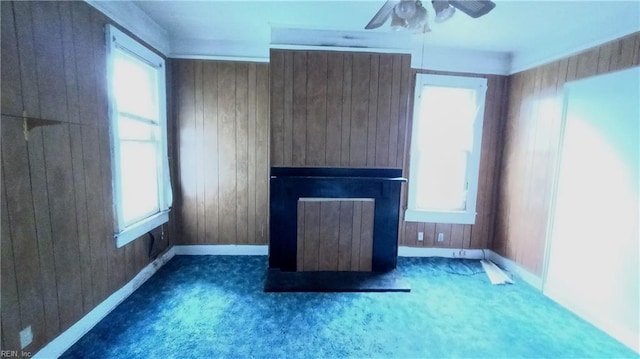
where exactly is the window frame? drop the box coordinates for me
[106,25,171,248]
[405,73,487,224]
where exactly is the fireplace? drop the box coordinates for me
[269,167,406,272]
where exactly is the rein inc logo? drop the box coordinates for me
[1,351,32,358]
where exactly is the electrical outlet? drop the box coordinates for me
[437,232,444,242]
[417,232,424,241]
[20,326,32,349]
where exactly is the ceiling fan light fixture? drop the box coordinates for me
[432,0,455,23]
[405,1,428,30]
[395,0,417,20]
[390,11,406,31]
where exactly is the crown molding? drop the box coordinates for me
[85,0,170,55]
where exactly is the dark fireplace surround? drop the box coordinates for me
[269,167,406,272]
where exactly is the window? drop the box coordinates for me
[405,74,487,224]
[106,25,172,247]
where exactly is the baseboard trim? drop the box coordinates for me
[397,246,489,259]
[397,246,543,289]
[34,247,176,358]
[173,244,268,256]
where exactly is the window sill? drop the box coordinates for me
[404,209,476,224]
[115,211,169,248]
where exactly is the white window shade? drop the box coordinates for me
[405,74,487,224]
[106,25,172,247]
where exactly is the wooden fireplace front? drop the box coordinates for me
[269,167,406,272]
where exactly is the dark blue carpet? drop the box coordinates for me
[62,256,638,358]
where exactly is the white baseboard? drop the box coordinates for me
[34,247,176,359]
[397,246,489,259]
[173,244,268,256]
[397,246,543,289]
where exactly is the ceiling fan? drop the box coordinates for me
[365,0,496,33]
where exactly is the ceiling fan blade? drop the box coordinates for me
[449,0,495,18]
[365,0,400,29]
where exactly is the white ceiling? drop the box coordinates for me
[117,0,639,73]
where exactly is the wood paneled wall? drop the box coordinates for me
[399,71,509,250]
[269,49,509,250]
[270,50,412,168]
[297,199,374,271]
[0,1,174,353]
[494,32,640,275]
[173,60,270,245]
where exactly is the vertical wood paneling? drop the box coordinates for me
[71,1,97,127]
[1,171,22,351]
[296,201,306,271]
[366,54,379,167]
[68,125,93,313]
[292,52,307,166]
[319,201,341,270]
[203,62,219,243]
[236,64,249,244]
[255,66,270,244]
[375,55,392,167]
[80,125,109,304]
[1,1,22,117]
[194,62,205,244]
[302,202,320,271]
[2,119,47,350]
[271,50,411,169]
[306,53,327,166]
[325,54,343,166]
[13,1,40,119]
[495,32,640,275]
[270,51,285,166]
[358,201,375,271]
[350,202,363,270]
[450,225,465,249]
[176,61,197,243]
[42,125,83,330]
[435,223,452,248]
[341,54,353,166]
[218,63,238,243]
[338,201,354,270]
[247,64,257,244]
[283,52,294,165]
[32,1,67,123]
[350,53,371,167]
[174,60,270,245]
[59,2,80,124]
[388,56,402,167]
[25,129,60,340]
[1,1,174,352]
[297,199,374,271]
[424,223,436,247]
[404,221,418,247]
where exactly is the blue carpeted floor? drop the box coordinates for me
[62,256,637,358]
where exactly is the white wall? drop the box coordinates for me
[544,67,640,352]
